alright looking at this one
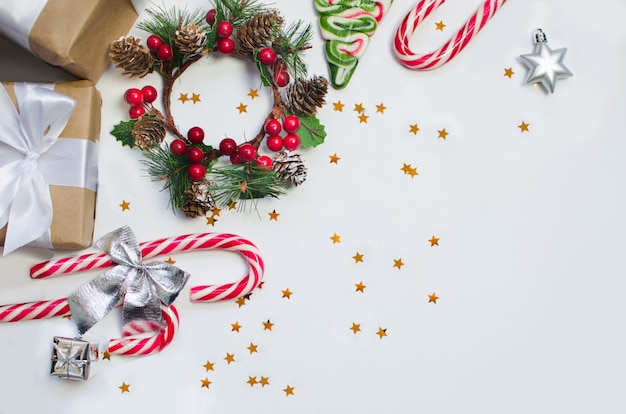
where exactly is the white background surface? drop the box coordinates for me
[1,0,626,413]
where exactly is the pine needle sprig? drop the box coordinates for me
[141,145,192,211]
[209,164,286,209]
[214,0,266,29]
[273,21,313,81]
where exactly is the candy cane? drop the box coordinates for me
[394,0,507,70]
[0,299,179,356]
[30,233,265,303]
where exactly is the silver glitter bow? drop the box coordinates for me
[67,226,190,335]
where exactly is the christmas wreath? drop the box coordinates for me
[109,0,329,217]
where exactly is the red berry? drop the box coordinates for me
[283,134,300,151]
[216,21,233,38]
[141,86,158,103]
[237,144,257,162]
[129,106,145,119]
[186,146,204,163]
[187,126,205,144]
[188,164,206,181]
[147,35,163,51]
[258,47,277,65]
[157,44,173,61]
[217,38,235,54]
[266,135,283,152]
[230,153,243,165]
[219,138,237,155]
[283,115,300,133]
[255,155,273,169]
[206,9,217,26]
[274,70,290,87]
[264,119,282,136]
[170,139,187,156]
[124,88,144,106]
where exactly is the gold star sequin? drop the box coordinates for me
[504,67,514,78]
[438,128,448,140]
[211,207,222,217]
[407,166,418,178]
[375,103,387,113]
[282,288,293,299]
[235,296,247,307]
[102,351,111,360]
[376,327,388,339]
[118,382,130,393]
[247,342,258,354]
[119,200,130,211]
[401,163,412,174]
[283,385,295,396]
[263,319,274,331]
[353,103,365,113]
[518,121,530,132]
[248,88,259,99]
[62,315,71,320]
[355,281,367,293]
[259,376,270,387]
[201,377,212,388]
[333,100,345,112]
[435,20,446,31]
[178,93,189,104]
[330,233,341,244]
[329,153,341,164]
[231,321,242,332]
[164,257,176,264]
[409,124,420,135]
[393,258,404,270]
[206,216,217,226]
[190,93,201,104]
[428,292,439,304]
[350,323,361,334]
[268,209,280,221]
[237,102,248,113]
[224,353,236,364]
[247,376,258,387]
[429,235,439,246]
[358,113,369,123]
[352,252,364,263]
[228,201,238,210]
[203,361,215,371]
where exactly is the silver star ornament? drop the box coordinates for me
[519,29,572,94]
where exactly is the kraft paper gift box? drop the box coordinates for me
[0,80,100,254]
[0,0,147,81]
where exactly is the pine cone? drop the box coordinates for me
[175,24,207,59]
[272,151,307,186]
[131,115,166,149]
[286,76,329,115]
[109,36,154,78]
[237,11,284,54]
[183,180,216,218]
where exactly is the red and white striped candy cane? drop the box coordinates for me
[0,299,179,356]
[394,0,507,70]
[30,233,265,303]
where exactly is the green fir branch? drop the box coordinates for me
[209,164,286,209]
[213,0,266,29]
[273,21,312,80]
[140,145,192,211]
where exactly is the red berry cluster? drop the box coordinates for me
[124,86,158,119]
[216,21,235,55]
[170,127,207,181]
[218,138,273,169]
[264,115,301,152]
[147,35,173,61]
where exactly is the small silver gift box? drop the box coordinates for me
[50,336,99,380]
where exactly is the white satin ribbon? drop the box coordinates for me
[0,83,98,255]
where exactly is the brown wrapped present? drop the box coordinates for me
[0,0,144,81]
[0,80,100,254]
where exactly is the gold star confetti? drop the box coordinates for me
[118,382,130,393]
[435,20,446,31]
[201,377,212,388]
[283,385,295,396]
[102,351,111,360]
[375,103,387,113]
[429,235,439,246]
[409,124,420,135]
[206,216,217,226]
[350,323,361,334]
[268,209,280,221]
[248,88,259,99]
[235,297,247,308]
[407,166,418,178]
[438,128,448,140]
[164,257,176,264]
[259,376,270,387]
[178,93,189,104]
[228,201,238,210]
[257,282,264,290]
[231,321,242,332]
[329,153,341,164]
[282,288,293,299]
[247,342,259,354]
[518,121,530,132]
[263,319,274,331]
[393,258,404,270]
[190,93,201,104]
[355,281,367,293]
[504,67,514,78]
[353,103,365,113]
[358,113,369,123]
[203,361,215,371]
[247,376,258,387]
[376,327,388,339]
[62,315,71,320]
[330,233,341,244]
[401,163,412,174]
[333,100,345,112]
[428,292,439,304]
[119,200,130,211]
[224,353,236,364]
[352,252,364,263]
[236,103,248,113]
[211,207,222,217]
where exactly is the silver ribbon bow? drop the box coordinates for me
[68,226,190,335]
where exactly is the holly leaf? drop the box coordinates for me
[296,114,326,148]
[255,59,273,87]
[111,119,137,148]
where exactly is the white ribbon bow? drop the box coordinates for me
[0,83,97,255]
